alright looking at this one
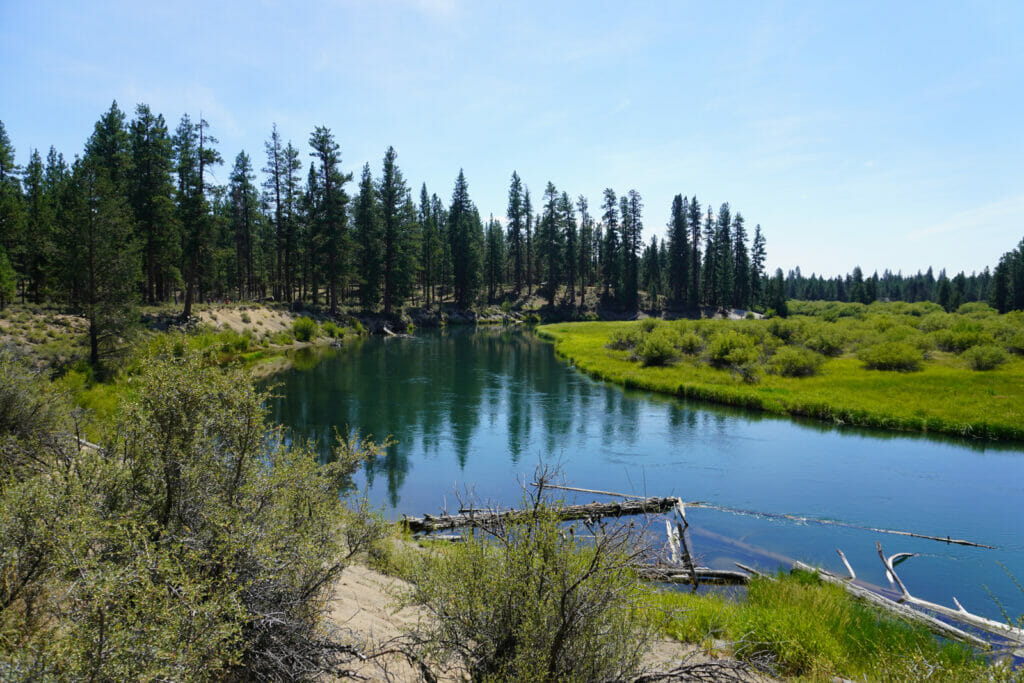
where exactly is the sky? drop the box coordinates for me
[2,0,1023,277]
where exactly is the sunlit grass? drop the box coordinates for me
[538,305,1024,440]
[655,570,991,681]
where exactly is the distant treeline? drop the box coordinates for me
[0,102,776,327]
[783,238,1024,313]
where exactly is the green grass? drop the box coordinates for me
[655,570,992,681]
[538,305,1024,440]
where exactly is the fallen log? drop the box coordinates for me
[793,561,989,649]
[876,541,1024,646]
[637,565,752,585]
[402,496,679,534]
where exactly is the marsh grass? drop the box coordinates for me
[656,570,991,681]
[539,301,1024,440]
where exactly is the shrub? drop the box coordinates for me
[677,331,703,355]
[638,317,660,333]
[705,331,758,368]
[962,344,1009,371]
[606,328,642,351]
[634,327,677,366]
[769,346,824,377]
[0,349,387,680]
[240,311,251,324]
[930,325,993,353]
[403,475,653,682]
[321,320,342,338]
[802,326,846,356]
[767,317,800,342]
[292,316,318,342]
[857,342,923,371]
[956,301,997,316]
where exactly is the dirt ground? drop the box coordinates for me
[326,563,765,682]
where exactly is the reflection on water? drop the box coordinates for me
[265,327,1024,620]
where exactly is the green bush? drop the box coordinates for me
[0,348,386,680]
[956,301,997,316]
[677,331,703,355]
[638,317,660,333]
[634,327,677,366]
[962,344,1009,371]
[292,316,318,342]
[606,328,642,351]
[321,320,342,338]
[705,331,758,368]
[802,326,846,356]
[857,342,923,371]
[769,346,824,377]
[403,479,653,682]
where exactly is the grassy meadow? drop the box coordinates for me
[538,300,1024,441]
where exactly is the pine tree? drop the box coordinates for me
[768,268,788,317]
[307,126,352,314]
[84,101,133,194]
[714,203,733,308]
[22,149,54,302]
[130,105,177,304]
[279,142,303,301]
[524,188,533,297]
[560,191,577,304]
[58,157,139,365]
[448,170,481,308]
[667,194,688,307]
[687,195,702,309]
[379,146,416,314]
[173,115,220,317]
[263,124,286,300]
[731,211,750,309]
[354,164,383,310]
[229,151,258,300]
[484,214,505,302]
[600,188,620,299]
[0,121,25,292]
[701,206,716,306]
[621,189,643,310]
[576,195,592,309]
[507,171,525,295]
[538,182,562,306]
[750,224,766,307]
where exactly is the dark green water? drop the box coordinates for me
[266,327,1024,620]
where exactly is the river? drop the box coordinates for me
[265,327,1024,621]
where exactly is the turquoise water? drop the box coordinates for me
[265,327,1024,621]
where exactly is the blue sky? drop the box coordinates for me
[2,0,1022,277]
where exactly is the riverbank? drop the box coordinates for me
[537,313,1024,441]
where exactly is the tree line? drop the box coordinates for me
[781,246,1024,313]
[0,103,777,337]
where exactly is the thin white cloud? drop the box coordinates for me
[908,195,1024,241]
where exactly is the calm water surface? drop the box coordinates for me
[266,327,1024,619]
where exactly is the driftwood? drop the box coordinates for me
[875,541,1024,646]
[637,565,751,586]
[402,496,679,534]
[793,560,989,648]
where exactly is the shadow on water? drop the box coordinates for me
[264,326,1024,620]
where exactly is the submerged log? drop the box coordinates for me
[402,496,679,534]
